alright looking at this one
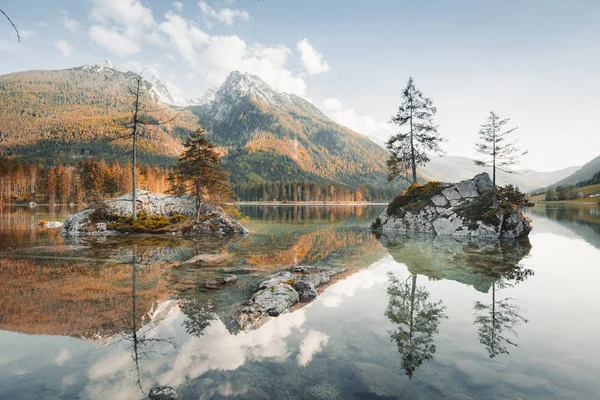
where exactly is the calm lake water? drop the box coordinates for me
[0,204,599,400]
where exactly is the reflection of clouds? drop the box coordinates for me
[297,330,329,366]
[62,373,77,387]
[88,351,131,380]
[161,309,307,386]
[320,256,394,308]
[54,348,72,366]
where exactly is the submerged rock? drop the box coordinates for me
[373,173,531,239]
[148,386,178,400]
[33,221,63,228]
[241,267,345,321]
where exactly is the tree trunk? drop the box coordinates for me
[410,100,417,185]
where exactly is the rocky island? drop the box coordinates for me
[61,190,248,236]
[371,173,532,239]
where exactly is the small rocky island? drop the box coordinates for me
[372,173,532,239]
[62,190,248,236]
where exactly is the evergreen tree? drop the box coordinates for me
[168,130,233,220]
[474,111,527,190]
[387,77,444,184]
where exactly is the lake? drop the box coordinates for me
[0,204,599,400]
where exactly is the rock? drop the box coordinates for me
[251,283,299,316]
[33,221,63,228]
[257,271,294,290]
[182,253,233,265]
[292,278,318,301]
[341,362,407,399]
[205,275,238,289]
[431,195,448,207]
[148,386,178,400]
[61,190,247,236]
[241,267,345,323]
[374,173,531,239]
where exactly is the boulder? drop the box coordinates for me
[33,221,63,228]
[240,267,345,323]
[148,386,178,400]
[373,173,531,239]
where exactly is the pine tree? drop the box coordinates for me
[168,130,233,220]
[474,111,527,190]
[387,77,444,185]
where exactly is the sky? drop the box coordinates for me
[1,0,599,172]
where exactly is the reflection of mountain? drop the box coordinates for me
[0,258,171,340]
[377,233,532,293]
[528,205,600,250]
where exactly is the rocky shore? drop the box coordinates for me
[61,190,247,236]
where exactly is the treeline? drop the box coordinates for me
[0,158,170,204]
[234,180,398,202]
[0,157,398,204]
[576,170,600,188]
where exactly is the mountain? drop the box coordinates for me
[0,63,399,198]
[548,154,600,188]
[189,71,393,188]
[420,155,579,192]
[0,60,199,165]
[148,75,190,107]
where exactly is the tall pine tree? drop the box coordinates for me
[168,130,233,220]
[387,77,444,185]
[473,111,527,190]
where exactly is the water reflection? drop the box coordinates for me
[385,273,446,378]
[377,233,532,292]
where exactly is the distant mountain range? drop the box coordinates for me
[421,155,580,193]
[0,60,584,195]
[547,154,600,188]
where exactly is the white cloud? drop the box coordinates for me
[55,39,74,57]
[297,38,330,75]
[19,29,35,39]
[173,1,184,11]
[297,330,329,366]
[88,0,158,57]
[322,98,393,139]
[63,16,84,32]
[159,13,307,95]
[54,348,72,366]
[323,98,344,111]
[199,1,249,25]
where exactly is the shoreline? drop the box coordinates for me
[234,201,389,206]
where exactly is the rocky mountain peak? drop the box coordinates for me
[215,70,293,106]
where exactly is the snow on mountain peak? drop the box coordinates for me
[82,59,114,72]
[148,75,190,107]
[216,71,293,106]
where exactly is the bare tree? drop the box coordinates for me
[387,77,444,185]
[118,71,178,221]
[1,8,20,42]
[474,111,527,191]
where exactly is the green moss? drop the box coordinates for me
[169,213,186,224]
[106,212,170,233]
[387,181,444,217]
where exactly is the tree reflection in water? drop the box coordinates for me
[473,265,534,358]
[385,273,446,378]
[110,246,177,395]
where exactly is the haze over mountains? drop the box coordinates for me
[0,60,591,195]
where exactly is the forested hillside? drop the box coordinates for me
[0,65,401,202]
[0,62,198,165]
